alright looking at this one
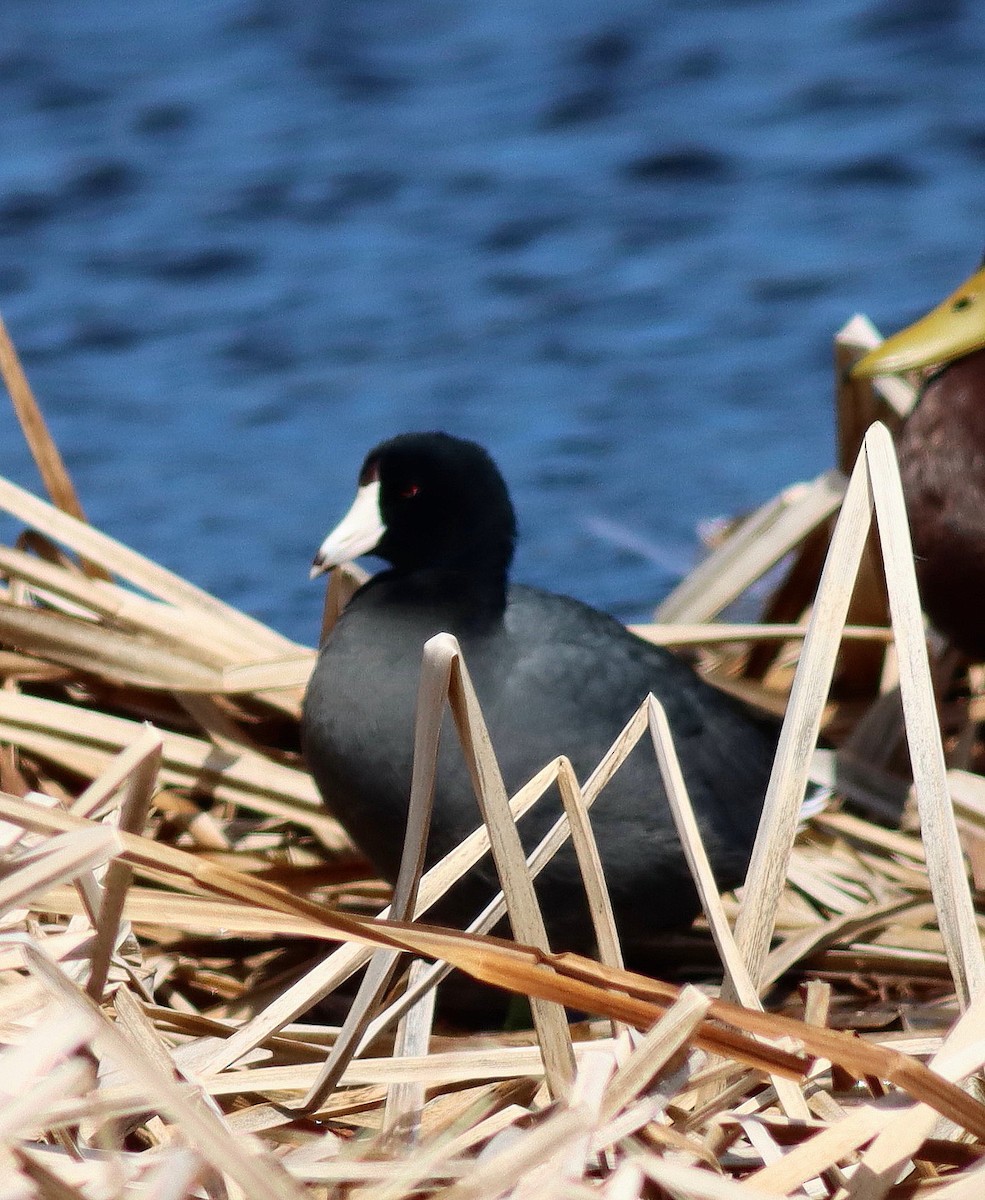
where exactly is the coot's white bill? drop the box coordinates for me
[310,479,384,578]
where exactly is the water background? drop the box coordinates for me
[0,0,982,643]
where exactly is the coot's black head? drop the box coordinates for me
[311,432,517,582]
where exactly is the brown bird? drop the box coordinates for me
[852,259,985,660]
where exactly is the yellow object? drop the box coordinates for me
[852,264,985,376]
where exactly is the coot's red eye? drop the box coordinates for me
[401,483,421,499]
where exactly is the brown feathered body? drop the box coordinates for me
[898,347,985,659]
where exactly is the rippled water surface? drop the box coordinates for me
[0,0,982,640]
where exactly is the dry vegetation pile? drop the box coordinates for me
[1,316,985,1198]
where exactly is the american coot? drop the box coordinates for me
[302,432,778,974]
[852,258,985,660]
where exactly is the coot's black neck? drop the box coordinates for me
[354,565,509,633]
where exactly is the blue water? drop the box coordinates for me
[0,0,982,643]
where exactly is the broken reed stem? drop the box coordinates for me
[648,696,755,1007]
[656,469,847,624]
[0,314,111,585]
[301,642,454,1111]
[446,636,576,1097]
[647,695,811,1122]
[85,730,163,1003]
[864,423,985,1008]
[729,435,875,997]
[383,958,437,1141]
[554,755,623,972]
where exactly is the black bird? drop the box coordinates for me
[302,432,777,978]
[852,259,985,660]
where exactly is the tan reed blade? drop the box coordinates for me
[445,633,577,1096]
[727,439,876,998]
[300,637,455,1111]
[655,469,846,624]
[0,314,111,586]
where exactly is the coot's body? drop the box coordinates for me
[302,433,776,972]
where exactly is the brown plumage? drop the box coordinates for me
[896,349,985,659]
[853,261,985,660]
